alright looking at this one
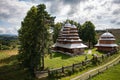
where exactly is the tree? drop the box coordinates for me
[53,22,62,43]
[81,21,97,48]
[18,4,54,76]
[36,4,55,70]
[78,23,82,39]
[18,6,38,76]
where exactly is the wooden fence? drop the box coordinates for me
[71,52,120,80]
[35,50,118,79]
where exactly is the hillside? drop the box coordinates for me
[0,34,18,50]
[92,63,120,80]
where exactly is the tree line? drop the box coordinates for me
[0,35,18,50]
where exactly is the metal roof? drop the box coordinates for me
[57,39,82,42]
[65,22,71,27]
[99,38,115,40]
[95,43,118,47]
[58,36,79,38]
[54,42,87,49]
[71,25,76,28]
[101,32,114,38]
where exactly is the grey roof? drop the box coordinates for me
[62,34,78,35]
[101,32,114,38]
[70,30,78,32]
[57,39,82,42]
[71,25,76,28]
[99,38,115,40]
[58,36,79,38]
[95,44,118,47]
[54,42,87,49]
[65,22,71,27]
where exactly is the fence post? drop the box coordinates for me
[107,52,110,57]
[106,66,108,70]
[98,70,100,74]
[82,61,85,66]
[89,74,91,79]
[102,54,104,60]
[48,69,50,78]
[62,66,64,73]
[85,55,88,61]
[72,63,75,73]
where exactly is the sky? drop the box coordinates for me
[0,0,120,35]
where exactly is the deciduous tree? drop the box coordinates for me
[81,21,97,48]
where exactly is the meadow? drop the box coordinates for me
[45,48,103,69]
[91,63,120,80]
[0,49,34,80]
[0,49,102,80]
[61,51,120,80]
[0,49,119,80]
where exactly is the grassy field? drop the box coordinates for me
[91,63,120,80]
[45,52,90,69]
[0,49,119,80]
[61,51,120,80]
[0,48,103,80]
[45,48,103,69]
[0,49,34,80]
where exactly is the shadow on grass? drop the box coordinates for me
[0,55,17,64]
[0,55,37,80]
[52,52,71,59]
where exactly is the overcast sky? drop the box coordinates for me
[0,0,120,35]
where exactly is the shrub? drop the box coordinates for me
[1,45,10,50]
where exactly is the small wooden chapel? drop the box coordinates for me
[52,22,87,56]
[95,31,118,52]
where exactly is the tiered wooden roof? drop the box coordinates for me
[54,22,87,49]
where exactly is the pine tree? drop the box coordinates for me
[18,4,54,76]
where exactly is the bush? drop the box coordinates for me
[67,70,73,76]
[0,45,10,50]
[74,67,79,73]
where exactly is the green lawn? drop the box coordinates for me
[91,63,120,80]
[45,48,103,69]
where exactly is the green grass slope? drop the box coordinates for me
[45,49,103,69]
[0,50,33,80]
[92,63,120,80]
[0,49,103,80]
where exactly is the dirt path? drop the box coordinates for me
[71,54,120,80]
[87,49,92,54]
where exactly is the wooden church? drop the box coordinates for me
[52,22,87,56]
[95,31,118,52]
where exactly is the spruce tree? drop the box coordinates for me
[18,4,54,76]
